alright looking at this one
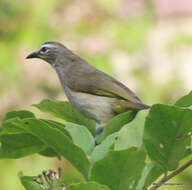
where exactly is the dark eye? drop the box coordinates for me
[40,47,48,53]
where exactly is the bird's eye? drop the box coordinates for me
[40,47,48,54]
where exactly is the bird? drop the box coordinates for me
[26,42,150,134]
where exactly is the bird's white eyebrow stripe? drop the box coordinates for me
[40,44,57,49]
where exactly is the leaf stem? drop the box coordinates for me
[149,159,192,190]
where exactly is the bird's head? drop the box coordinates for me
[26,42,71,65]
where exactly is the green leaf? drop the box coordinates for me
[2,110,35,123]
[1,110,35,135]
[33,99,96,134]
[0,121,25,134]
[0,133,46,158]
[38,147,59,157]
[175,91,192,108]
[13,118,90,179]
[102,111,137,140]
[65,122,95,154]
[0,121,45,158]
[20,176,42,190]
[69,182,111,190]
[135,162,163,190]
[91,133,118,162]
[114,111,146,150]
[144,104,192,171]
[90,148,146,190]
[40,119,72,140]
[38,120,71,158]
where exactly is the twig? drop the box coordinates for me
[149,160,192,190]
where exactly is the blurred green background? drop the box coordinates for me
[0,0,192,189]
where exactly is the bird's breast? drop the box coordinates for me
[63,85,117,124]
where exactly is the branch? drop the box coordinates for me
[149,159,192,190]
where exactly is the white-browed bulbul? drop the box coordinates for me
[26,42,150,132]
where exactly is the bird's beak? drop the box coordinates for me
[26,51,39,59]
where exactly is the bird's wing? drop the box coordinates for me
[95,72,142,104]
[66,64,142,105]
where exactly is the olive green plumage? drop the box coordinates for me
[26,42,150,126]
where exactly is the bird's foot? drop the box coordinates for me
[95,127,104,136]
[94,127,104,145]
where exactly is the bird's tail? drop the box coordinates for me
[118,100,151,110]
[137,103,151,110]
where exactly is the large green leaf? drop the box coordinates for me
[40,119,71,140]
[90,148,146,190]
[39,119,72,158]
[175,91,192,108]
[0,118,73,159]
[0,121,25,134]
[20,176,42,190]
[65,122,95,154]
[33,99,96,134]
[0,121,45,158]
[13,118,90,179]
[102,111,137,140]
[2,110,35,123]
[1,110,35,134]
[0,133,46,158]
[114,111,146,150]
[69,182,111,190]
[144,104,192,171]
[91,133,118,162]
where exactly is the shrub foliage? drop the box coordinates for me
[0,91,192,190]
